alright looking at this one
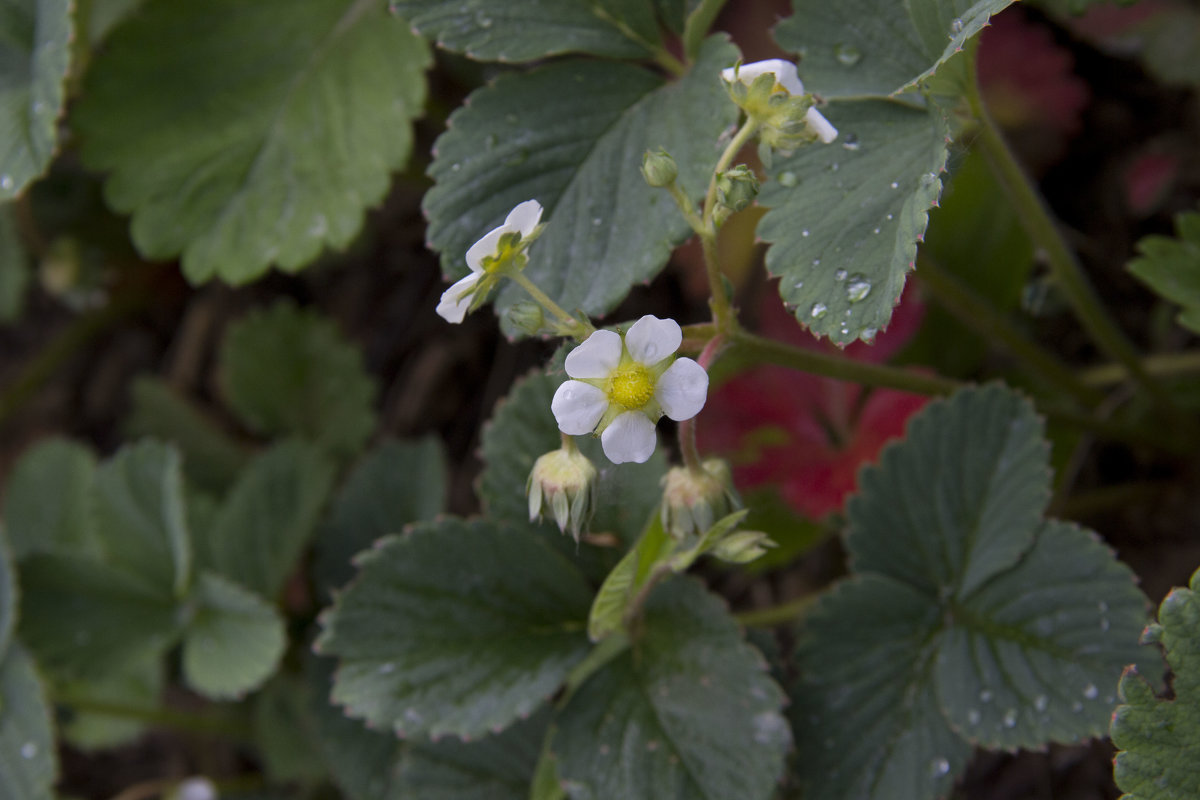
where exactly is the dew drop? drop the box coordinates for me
[834,268,848,281]
[950,17,965,34]
[833,42,863,66]
[801,229,810,237]
[1003,709,1018,728]
[861,327,877,343]
[0,175,12,191]
[846,278,872,303]
[841,133,860,152]
[829,162,840,172]
[886,213,894,220]
[403,708,423,725]
[811,258,821,266]
[872,227,881,234]
[478,15,493,27]
[1083,683,1099,699]
[1100,618,1110,632]
[32,100,44,114]
[890,181,899,189]
[450,162,461,172]
[930,757,951,777]
[1034,695,1048,712]
[966,709,981,725]
[810,302,828,319]
[20,742,37,759]
[979,689,993,703]
[778,171,798,187]
[592,217,602,226]
[794,281,804,289]
[840,322,849,334]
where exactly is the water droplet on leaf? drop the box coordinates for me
[834,269,848,281]
[834,42,862,66]
[810,302,827,319]
[930,757,951,777]
[1083,684,1099,699]
[846,278,872,303]
[778,171,798,187]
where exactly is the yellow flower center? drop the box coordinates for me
[609,364,655,410]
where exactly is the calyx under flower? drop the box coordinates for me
[721,59,838,150]
[526,441,597,541]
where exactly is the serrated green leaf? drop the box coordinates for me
[92,440,192,597]
[181,572,285,700]
[58,655,162,751]
[555,579,790,800]
[317,518,592,739]
[775,0,1012,98]
[18,553,181,677]
[847,384,1049,597]
[0,203,30,320]
[1129,210,1200,335]
[478,370,666,581]
[219,300,378,456]
[124,377,251,495]
[197,440,335,600]
[1112,567,1200,799]
[758,100,949,345]
[389,0,661,61]
[793,385,1156,799]
[424,37,738,330]
[252,674,328,785]
[74,0,430,284]
[397,707,550,800]
[0,645,57,800]
[2,437,99,560]
[313,437,447,598]
[0,0,72,200]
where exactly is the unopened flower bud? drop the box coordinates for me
[660,458,739,541]
[641,148,678,188]
[506,301,544,335]
[527,443,597,541]
[715,165,759,214]
[711,530,775,564]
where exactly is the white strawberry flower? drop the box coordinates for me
[436,199,544,323]
[720,59,838,145]
[551,315,709,464]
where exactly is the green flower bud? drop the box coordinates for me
[711,530,776,564]
[506,301,545,335]
[715,165,760,214]
[660,458,739,541]
[527,442,597,541]
[641,148,678,188]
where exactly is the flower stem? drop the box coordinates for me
[507,271,593,340]
[700,117,761,330]
[1079,350,1200,386]
[735,595,816,628]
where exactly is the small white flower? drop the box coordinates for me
[436,199,544,323]
[551,315,709,464]
[720,59,838,145]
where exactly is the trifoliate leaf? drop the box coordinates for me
[74,0,431,284]
[0,0,72,200]
[396,707,550,800]
[313,437,447,598]
[792,385,1155,800]
[555,579,790,800]
[0,203,30,320]
[389,0,662,61]
[776,0,1013,98]
[92,440,192,597]
[316,518,593,739]
[1128,211,1200,335]
[0,645,57,800]
[58,655,163,751]
[2,437,99,560]
[124,377,250,495]
[1112,567,1200,799]
[181,572,285,700]
[758,99,950,345]
[219,300,378,457]
[424,36,738,330]
[18,553,181,677]
[478,370,666,581]
[196,440,335,600]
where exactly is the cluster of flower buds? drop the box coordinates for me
[721,59,838,153]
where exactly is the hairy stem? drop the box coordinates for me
[507,271,593,340]
[700,117,760,330]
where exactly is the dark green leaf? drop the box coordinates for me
[0,203,30,320]
[0,645,57,800]
[252,674,328,785]
[197,440,335,599]
[1112,566,1200,799]
[92,440,192,597]
[758,100,950,345]
[181,572,285,699]
[74,0,431,284]
[314,437,447,598]
[424,37,738,329]
[219,300,378,457]
[389,0,661,61]
[0,0,72,200]
[2,437,99,560]
[317,519,592,739]
[775,0,1012,98]
[1129,211,1200,335]
[58,655,162,751]
[555,579,790,800]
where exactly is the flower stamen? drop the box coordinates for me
[610,364,655,410]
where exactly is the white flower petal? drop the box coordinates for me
[624,315,681,367]
[722,59,803,95]
[655,357,708,421]
[465,226,506,272]
[505,199,543,237]
[552,381,609,435]
[806,107,838,144]
[435,273,481,324]
[600,411,657,464]
[564,329,622,379]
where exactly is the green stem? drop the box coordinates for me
[682,0,729,60]
[735,595,816,628]
[964,51,1180,419]
[666,180,705,237]
[1079,350,1200,386]
[507,271,593,340]
[916,255,1103,407]
[724,329,962,396]
[56,694,253,741]
[653,47,688,78]
[701,117,761,330]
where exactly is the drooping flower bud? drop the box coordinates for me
[506,301,545,335]
[660,458,739,541]
[641,148,678,188]
[711,529,776,564]
[526,441,597,541]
